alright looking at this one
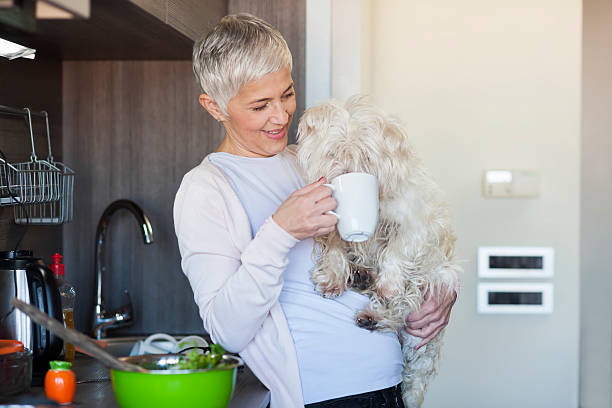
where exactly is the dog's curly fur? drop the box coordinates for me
[296,95,462,407]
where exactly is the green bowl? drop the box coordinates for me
[111,354,242,408]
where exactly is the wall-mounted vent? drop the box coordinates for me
[478,247,554,279]
[478,283,553,314]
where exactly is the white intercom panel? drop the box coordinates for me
[477,282,553,314]
[478,247,554,279]
[482,169,539,198]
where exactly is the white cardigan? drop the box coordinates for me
[173,147,304,407]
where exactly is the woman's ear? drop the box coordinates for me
[199,94,227,122]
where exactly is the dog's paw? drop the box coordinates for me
[314,280,345,298]
[355,311,378,330]
[348,265,374,291]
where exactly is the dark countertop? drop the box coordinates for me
[2,353,270,408]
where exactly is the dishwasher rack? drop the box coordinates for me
[0,105,74,225]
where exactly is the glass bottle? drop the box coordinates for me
[51,253,76,364]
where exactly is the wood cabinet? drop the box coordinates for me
[129,0,226,41]
[0,0,225,60]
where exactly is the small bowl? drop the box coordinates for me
[0,348,33,395]
[0,339,24,355]
[111,353,243,408]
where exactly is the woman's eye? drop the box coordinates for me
[252,104,267,112]
[283,92,295,99]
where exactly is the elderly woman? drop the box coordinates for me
[173,14,457,408]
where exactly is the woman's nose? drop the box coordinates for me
[269,101,289,125]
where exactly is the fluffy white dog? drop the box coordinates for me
[296,96,462,407]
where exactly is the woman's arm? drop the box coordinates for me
[174,172,336,353]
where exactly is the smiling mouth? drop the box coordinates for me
[263,128,286,139]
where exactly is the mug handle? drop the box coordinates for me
[326,210,340,219]
[323,184,340,219]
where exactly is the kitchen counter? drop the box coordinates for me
[1,352,270,408]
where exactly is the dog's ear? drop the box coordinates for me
[297,102,343,144]
[296,102,346,181]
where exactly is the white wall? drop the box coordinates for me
[330,0,361,101]
[307,1,582,406]
[364,2,581,407]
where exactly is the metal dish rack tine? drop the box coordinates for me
[45,109,75,224]
[42,111,62,203]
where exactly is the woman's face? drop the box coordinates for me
[221,66,296,158]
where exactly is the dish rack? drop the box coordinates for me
[0,105,74,225]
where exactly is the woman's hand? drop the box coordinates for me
[404,288,457,350]
[273,177,338,240]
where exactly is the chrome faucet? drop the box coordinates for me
[92,199,153,339]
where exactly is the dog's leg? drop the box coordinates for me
[311,236,351,298]
[376,268,407,301]
[400,330,443,408]
[374,238,417,302]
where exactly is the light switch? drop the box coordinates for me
[483,169,539,198]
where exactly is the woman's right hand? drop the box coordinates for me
[272,177,338,240]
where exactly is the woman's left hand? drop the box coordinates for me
[404,288,457,350]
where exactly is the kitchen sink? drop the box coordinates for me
[96,334,212,358]
[99,336,145,358]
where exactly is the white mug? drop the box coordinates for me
[324,172,378,242]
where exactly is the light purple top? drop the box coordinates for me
[209,151,403,404]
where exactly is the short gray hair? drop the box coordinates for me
[193,13,293,116]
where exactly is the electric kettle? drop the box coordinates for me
[0,250,64,376]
